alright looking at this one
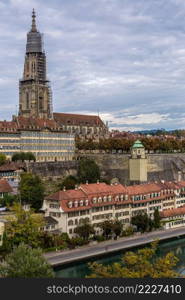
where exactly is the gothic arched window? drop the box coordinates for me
[39,95,43,110]
[26,92,29,109]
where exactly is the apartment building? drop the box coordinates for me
[42,180,185,236]
[0,117,75,162]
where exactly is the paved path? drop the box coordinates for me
[44,227,185,266]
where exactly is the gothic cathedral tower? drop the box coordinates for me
[19,9,52,119]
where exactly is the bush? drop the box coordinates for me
[94,235,106,243]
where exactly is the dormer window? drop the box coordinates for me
[120,195,124,201]
[103,196,107,202]
[98,197,102,203]
[74,201,78,207]
[68,201,73,208]
[80,200,84,206]
[93,197,97,203]
[85,199,89,206]
[115,195,119,201]
[108,195,112,202]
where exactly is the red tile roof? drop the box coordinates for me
[0,116,64,133]
[53,112,106,127]
[0,162,25,172]
[127,183,161,195]
[45,181,185,213]
[160,206,185,218]
[80,183,113,195]
[0,179,13,193]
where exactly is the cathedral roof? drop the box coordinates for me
[53,112,106,127]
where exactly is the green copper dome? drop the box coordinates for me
[132,140,145,149]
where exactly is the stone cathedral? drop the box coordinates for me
[18,10,108,141]
[19,9,52,119]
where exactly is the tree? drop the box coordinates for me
[77,159,100,183]
[112,219,123,239]
[2,203,44,252]
[131,212,151,233]
[153,208,161,229]
[19,173,45,211]
[87,241,179,278]
[75,221,95,241]
[0,153,6,166]
[59,175,78,190]
[0,194,18,208]
[100,220,113,239]
[12,152,36,162]
[0,243,54,278]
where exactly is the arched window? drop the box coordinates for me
[68,220,73,226]
[26,92,29,109]
[39,95,43,110]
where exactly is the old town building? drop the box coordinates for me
[42,180,185,236]
[0,117,75,162]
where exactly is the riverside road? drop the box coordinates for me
[44,227,185,267]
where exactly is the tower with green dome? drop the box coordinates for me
[129,140,148,183]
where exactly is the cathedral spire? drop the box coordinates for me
[31,8,37,32]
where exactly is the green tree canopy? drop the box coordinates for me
[0,153,6,166]
[3,203,44,250]
[75,221,95,241]
[12,152,36,162]
[77,159,100,183]
[100,220,113,239]
[0,243,54,278]
[153,208,161,229]
[59,175,78,190]
[19,173,45,211]
[131,212,151,233]
[87,241,179,278]
[112,219,123,239]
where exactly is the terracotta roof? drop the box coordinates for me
[45,181,185,213]
[0,116,64,133]
[0,162,25,172]
[0,179,13,193]
[127,183,161,195]
[80,183,113,195]
[53,112,106,127]
[160,206,185,218]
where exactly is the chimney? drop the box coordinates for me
[86,180,88,185]
[63,186,66,191]
[161,180,165,184]
[97,180,99,184]
[178,171,182,182]
[75,185,78,190]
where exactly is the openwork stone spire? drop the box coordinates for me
[31,9,37,32]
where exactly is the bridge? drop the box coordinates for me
[44,227,185,267]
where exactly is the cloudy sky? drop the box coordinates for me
[1,0,185,131]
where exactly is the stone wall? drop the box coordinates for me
[26,153,185,185]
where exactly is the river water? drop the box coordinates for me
[55,237,185,278]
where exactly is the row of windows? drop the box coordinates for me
[115,211,130,217]
[21,132,73,138]
[163,202,174,207]
[49,204,60,209]
[67,210,89,218]
[21,139,74,144]
[92,205,113,212]
[22,146,74,151]
[49,212,61,218]
[92,213,113,221]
